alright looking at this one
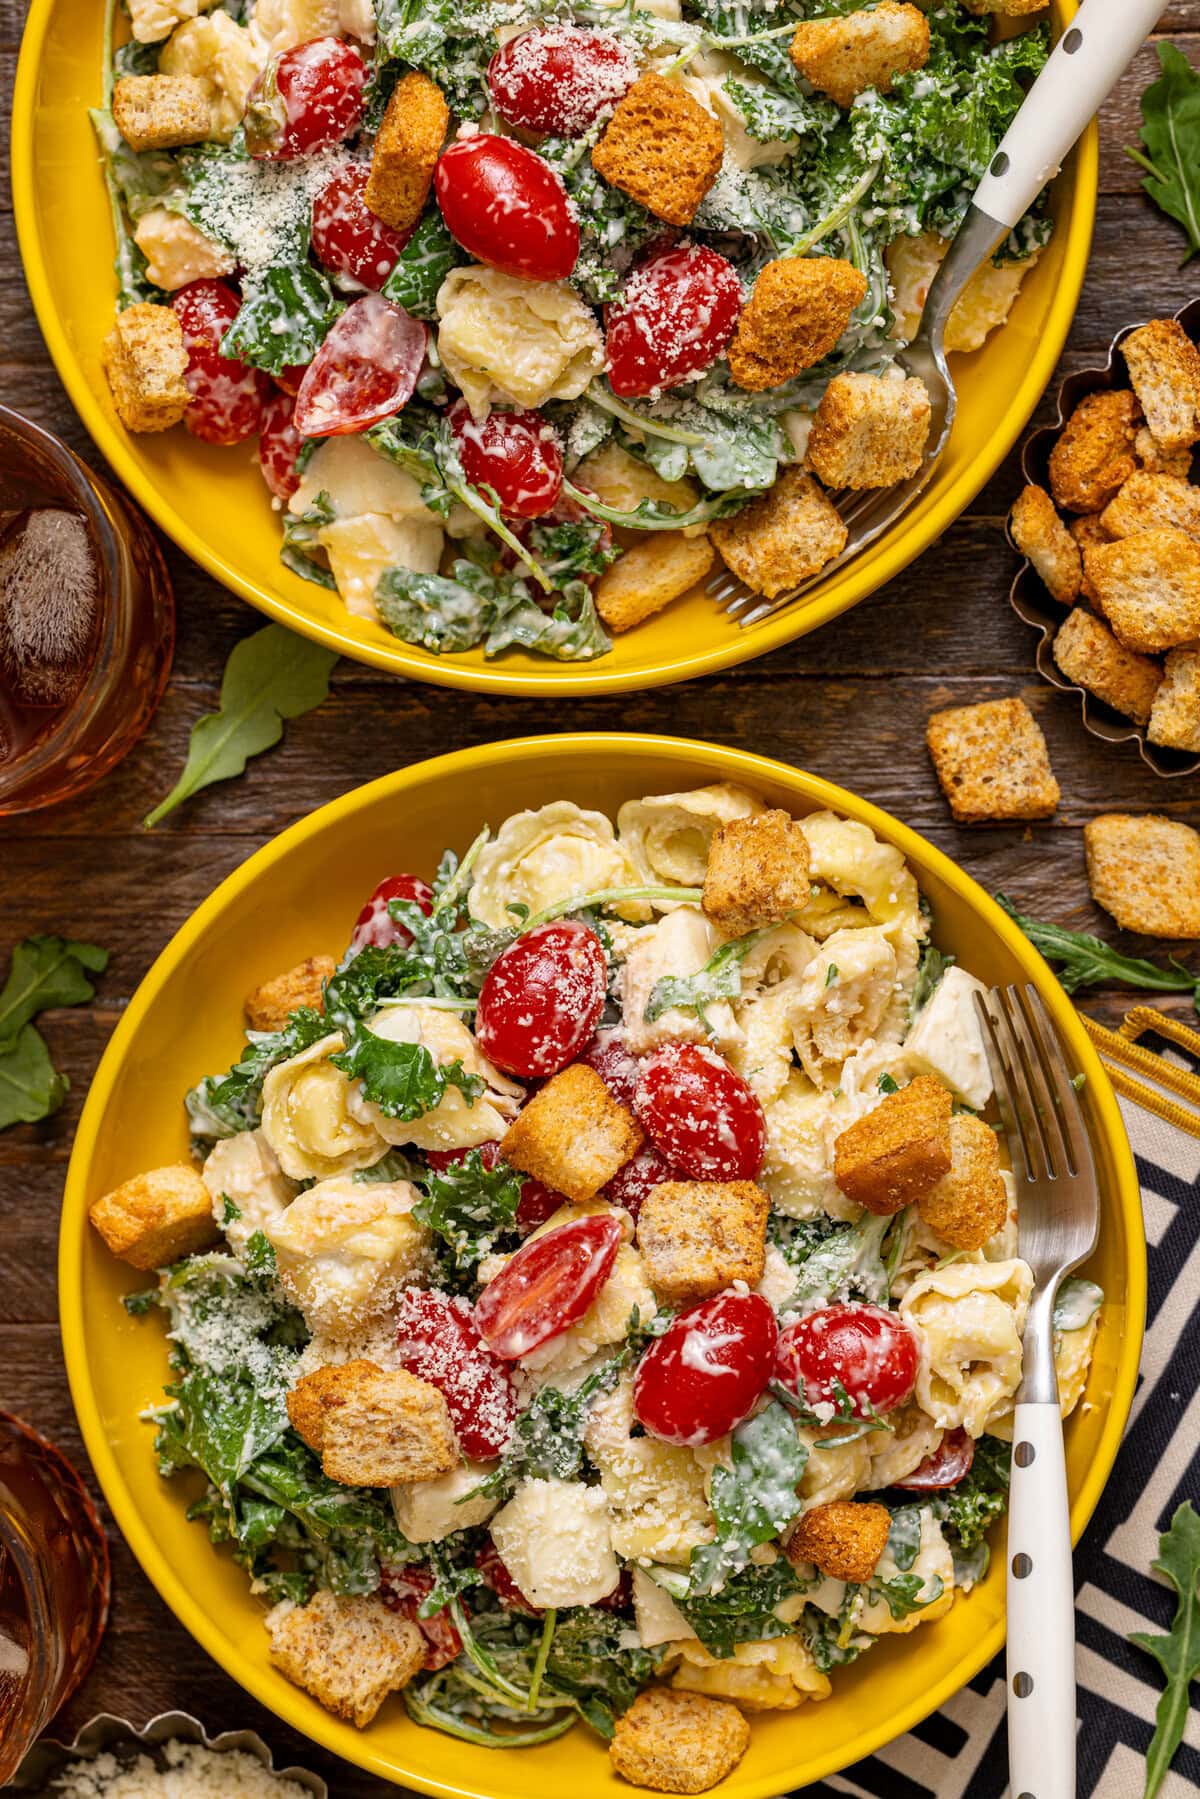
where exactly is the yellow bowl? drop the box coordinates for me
[61,734,1143,1797]
[13,7,1095,696]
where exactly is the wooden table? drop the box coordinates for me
[2,8,1198,1789]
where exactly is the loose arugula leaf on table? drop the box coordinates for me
[145,624,338,828]
[413,1147,524,1271]
[1127,43,1200,264]
[996,895,1200,1014]
[1130,1501,1200,1799]
[185,1007,330,1140]
[688,1402,808,1595]
[646,926,777,1031]
[382,209,459,318]
[0,1026,71,1130]
[222,264,341,374]
[0,936,109,1131]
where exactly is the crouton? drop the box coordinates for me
[702,808,812,934]
[1048,389,1140,514]
[101,303,190,433]
[1135,425,1193,481]
[1084,814,1200,939]
[789,2,929,110]
[710,467,846,599]
[1121,319,1200,453]
[728,257,867,392]
[1101,470,1200,542]
[1011,483,1081,604]
[833,1074,952,1214]
[786,1499,892,1585]
[925,697,1060,824]
[1069,512,1110,602]
[592,74,723,228]
[1084,528,1200,653]
[89,1163,220,1270]
[1052,608,1162,726]
[637,1180,769,1305]
[366,72,449,234]
[916,1112,1008,1252]
[245,955,335,1032]
[1148,645,1200,753]
[595,534,714,633]
[291,1361,458,1485]
[266,1589,426,1728]
[806,371,932,490]
[112,73,211,150]
[502,1063,643,1203]
[286,1361,351,1454]
[610,1688,750,1795]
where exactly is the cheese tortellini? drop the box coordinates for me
[586,1374,714,1564]
[201,1128,295,1260]
[319,515,443,623]
[265,1176,430,1335]
[436,267,604,416]
[132,209,235,291]
[901,1259,1034,1437]
[669,1634,832,1709]
[617,783,763,887]
[160,11,261,137]
[468,800,645,928]
[790,925,900,1082]
[352,1005,522,1152]
[618,906,741,1054]
[797,812,922,941]
[260,1032,386,1180]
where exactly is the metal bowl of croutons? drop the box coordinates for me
[1007,298,1200,778]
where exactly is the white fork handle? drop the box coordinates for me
[1007,1400,1077,1799]
[974,0,1166,230]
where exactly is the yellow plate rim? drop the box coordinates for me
[59,732,1146,1796]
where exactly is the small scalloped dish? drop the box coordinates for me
[60,734,1144,1798]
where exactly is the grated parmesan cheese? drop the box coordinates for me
[50,1740,315,1798]
[185,148,346,276]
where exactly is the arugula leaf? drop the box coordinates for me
[0,936,108,1043]
[910,942,955,1019]
[995,895,1200,1013]
[646,927,776,1031]
[279,492,337,590]
[662,1558,804,1657]
[331,1027,483,1122]
[382,209,458,318]
[542,1609,657,1737]
[688,1402,808,1595]
[560,478,752,534]
[185,1007,331,1139]
[869,1568,943,1622]
[1130,1501,1200,1799]
[790,1212,892,1306]
[884,1505,925,1572]
[222,264,341,374]
[145,625,338,827]
[413,1147,524,1269]
[0,1025,70,1129]
[1127,43,1200,264]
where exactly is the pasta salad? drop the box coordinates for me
[89,786,1102,1793]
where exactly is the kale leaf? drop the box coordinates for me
[382,209,458,317]
[929,1434,1010,1551]
[688,1402,808,1595]
[222,264,341,375]
[331,1026,483,1122]
[413,1147,524,1269]
[665,1558,805,1657]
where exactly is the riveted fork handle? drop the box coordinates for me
[1007,1400,1077,1799]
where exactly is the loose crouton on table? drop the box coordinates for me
[591,73,723,227]
[1101,470,1200,542]
[245,954,334,1032]
[101,303,190,433]
[1148,646,1200,753]
[112,73,211,150]
[266,1589,426,1728]
[1052,608,1162,726]
[925,696,1060,824]
[366,71,449,234]
[789,2,929,109]
[1011,483,1081,604]
[502,1062,643,1203]
[1121,319,1200,453]
[786,1499,892,1585]
[917,1112,1009,1252]
[89,1163,220,1269]
[709,467,847,599]
[702,807,812,934]
[727,257,867,392]
[1084,528,1200,653]
[610,1687,751,1794]
[806,371,932,490]
[637,1179,769,1305]
[287,1360,458,1484]
[1084,814,1200,939]
[833,1074,952,1214]
[1048,389,1140,514]
[595,534,715,633]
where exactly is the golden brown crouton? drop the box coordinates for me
[637,1180,769,1305]
[1011,483,1082,604]
[1121,319,1200,453]
[1084,814,1200,939]
[833,1074,952,1214]
[286,1361,352,1454]
[610,1688,750,1795]
[807,371,931,490]
[591,73,723,227]
[728,257,867,392]
[925,697,1060,824]
[1048,390,1140,514]
[1052,608,1162,726]
[1069,512,1111,603]
[502,1063,643,1204]
[101,303,190,433]
[917,1112,1008,1252]
[1135,425,1194,480]
[710,467,847,599]
[303,1362,458,1486]
[266,1589,426,1728]
[1084,528,1200,653]
[786,1499,892,1585]
[790,2,929,109]
[366,72,449,234]
[113,73,212,150]
[1148,645,1200,753]
[702,808,812,934]
[595,534,714,633]
[1101,470,1200,542]
[89,1163,220,1270]
[245,955,335,1032]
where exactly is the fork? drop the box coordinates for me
[714,0,1167,629]
[974,984,1101,1799]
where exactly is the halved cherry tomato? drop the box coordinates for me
[274,362,309,397]
[606,245,743,398]
[434,135,579,282]
[475,1540,540,1611]
[171,279,269,446]
[422,1140,567,1236]
[395,1288,517,1460]
[487,26,636,136]
[449,402,563,519]
[475,1213,623,1359]
[475,920,608,1078]
[635,1042,765,1181]
[245,37,366,159]
[293,295,426,437]
[583,1029,641,1107]
[351,873,434,951]
[312,162,413,288]
[602,1141,677,1221]
[775,1303,919,1419]
[897,1427,975,1491]
[634,1291,777,1447]
[595,1567,633,1612]
[379,1565,462,1670]
[257,389,303,500]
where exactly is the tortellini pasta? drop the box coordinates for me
[790,925,900,1083]
[435,267,604,416]
[352,1005,522,1152]
[668,1635,831,1709]
[901,1259,1034,1437]
[265,1176,430,1335]
[796,812,922,942]
[260,1031,386,1180]
[796,1421,874,1509]
[617,783,763,888]
[585,1374,714,1564]
[757,1073,855,1220]
[252,0,338,52]
[319,514,444,622]
[468,801,646,928]
[201,1128,295,1260]
[160,11,261,137]
[988,1310,1100,1442]
[289,434,434,524]
[864,1404,945,1490]
[618,906,742,1055]
[132,209,235,291]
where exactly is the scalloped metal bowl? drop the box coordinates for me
[12,1711,328,1795]
[1007,297,1200,779]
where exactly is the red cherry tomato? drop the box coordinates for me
[422,1140,567,1235]
[475,921,608,1078]
[602,1141,677,1221]
[635,1042,765,1181]
[475,1540,540,1612]
[449,402,563,520]
[245,37,366,159]
[351,873,434,951]
[595,1568,633,1612]
[583,1030,641,1107]
[606,245,743,398]
[312,162,413,288]
[171,279,269,446]
[293,295,426,437]
[475,1213,623,1359]
[896,1427,975,1491]
[434,136,579,282]
[775,1303,920,1419]
[487,26,636,136]
[274,362,309,397]
[395,1288,517,1460]
[257,389,304,500]
[634,1291,777,1447]
[379,1565,462,1670]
